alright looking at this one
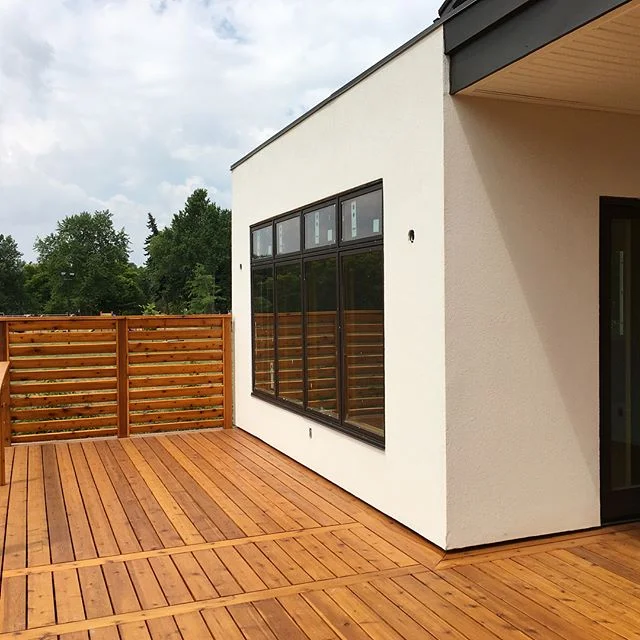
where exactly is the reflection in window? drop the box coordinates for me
[252,267,275,394]
[305,258,339,419]
[277,217,300,255]
[343,251,384,437]
[341,190,382,242]
[305,205,336,249]
[276,263,303,404]
[252,226,273,259]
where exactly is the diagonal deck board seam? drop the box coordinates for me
[3,522,360,578]
[0,564,427,639]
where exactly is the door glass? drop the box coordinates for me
[610,218,640,489]
[305,258,339,419]
[276,263,303,405]
[342,250,384,438]
[252,267,275,394]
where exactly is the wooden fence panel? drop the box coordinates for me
[0,314,233,443]
[127,315,230,435]
[6,318,117,443]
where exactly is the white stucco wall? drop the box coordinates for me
[232,29,448,546]
[444,97,640,548]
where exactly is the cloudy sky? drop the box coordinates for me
[1,0,441,264]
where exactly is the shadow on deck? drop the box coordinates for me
[0,428,639,639]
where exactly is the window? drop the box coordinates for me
[276,262,303,404]
[252,267,274,394]
[252,226,272,259]
[276,217,300,255]
[341,190,382,242]
[250,182,384,447]
[305,257,339,419]
[305,204,336,249]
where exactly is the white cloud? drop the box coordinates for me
[0,0,441,263]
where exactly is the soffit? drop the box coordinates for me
[460,0,640,115]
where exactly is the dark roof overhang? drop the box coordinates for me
[445,0,635,93]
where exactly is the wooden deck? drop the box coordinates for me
[1,429,639,639]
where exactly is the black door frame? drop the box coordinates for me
[600,195,640,523]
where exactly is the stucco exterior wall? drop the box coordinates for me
[232,29,448,546]
[444,97,640,548]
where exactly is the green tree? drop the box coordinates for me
[146,189,231,313]
[0,235,27,314]
[23,262,51,314]
[187,263,222,314]
[34,211,146,315]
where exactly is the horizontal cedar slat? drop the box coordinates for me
[130,419,224,434]
[129,396,222,412]
[11,392,118,408]
[129,386,223,401]
[9,342,116,357]
[128,374,223,389]
[130,407,223,424]
[10,379,117,394]
[129,363,222,377]
[127,328,223,341]
[12,415,116,433]
[127,316,225,329]
[10,355,117,369]
[12,403,117,421]
[13,428,118,443]
[128,350,223,365]
[128,339,222,353]
[8,318,116,331]
[11,367,117,382]
[9,330,115,344]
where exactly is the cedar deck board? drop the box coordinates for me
[0,430,639,639]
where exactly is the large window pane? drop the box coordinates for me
[252,267,275,394]
[276,263,303,404]
[305,258,339,419]
[341,190,382,242]
[276,217,300,255]
[252,226,273,259]
[342,250,384,437]
[305,204,336,249]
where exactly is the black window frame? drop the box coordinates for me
[250,180,385,448]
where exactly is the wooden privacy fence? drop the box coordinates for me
[0,315,232,445]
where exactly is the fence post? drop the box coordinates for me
[116,317,130,438]
[223,315,233,429]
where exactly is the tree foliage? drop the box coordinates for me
[0,235,27,314]
[34,211,144,315]
[4,189,231,316]
[146,189,231,313]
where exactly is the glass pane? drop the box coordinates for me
[341,190,382,242]
[305,205,336,249]
[276,263,303,404]
[276,217,300,255]
[252,226,272,259]
[610,219,640,489]
[252,267,275,394]
[305,258,339,419]
[343,250,384,439]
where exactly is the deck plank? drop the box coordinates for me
[26,446,55,629]
[1,447,28,632]
[1,429,640,640]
